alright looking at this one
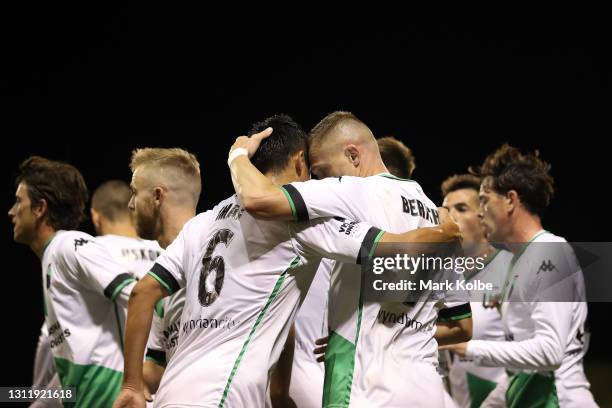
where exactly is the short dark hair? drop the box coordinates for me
[249,114,308,174]
[377,136,416,179]
[16,156,89,230]
[91,180,132,222]
[441,174,481,197]
[472,144,554,216]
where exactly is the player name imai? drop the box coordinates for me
[373,279,493,291]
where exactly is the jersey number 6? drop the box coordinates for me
[199,229,235,306]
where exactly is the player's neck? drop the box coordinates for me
[505,211,544,254]
[31,225,57,259]
[100,220,139,239]
[158,208,195,249]
[360,156,389,177]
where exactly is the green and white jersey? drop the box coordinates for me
[466,231,596,407]
[280,174,472,407]
[41,230,143,407]
[146,288,185,366]
[289,259,332,408]
[150,195,381,408]
[449,249,512,408]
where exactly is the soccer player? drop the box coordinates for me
[126,148,200,400]
[441,174,511,408]
[228,111,473,407]
[30,179,161,408]
[9,157,141,407]
[377,136,416,179]
[443,145,597,407]
[113,115,461,408]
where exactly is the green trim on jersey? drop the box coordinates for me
[439,311,472,322]
[280,186,298,222]
[110,277,136,301]
[369,230,385,258]
[218,256,301,407]
[54,357,122,408]
[113,303,124,354]
[506,372,559,408]
[323,331,358,407]
[148,270,173,295]
[154,298,165,318]
[376,172,415,182]
[466,372,498,408]
[145,355,166,367]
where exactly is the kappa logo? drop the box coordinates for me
[537,260,557,274]
[73,238,89,251]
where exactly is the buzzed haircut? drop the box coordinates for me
[309,111,366,147]
[130,147,201,205]
[472,144,554,216]
[16,156,89,230]
[377,136,416,179]
[91,180,132,222]
[249,114,309,174]
[441,174,482,198]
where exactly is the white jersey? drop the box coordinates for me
[281,173,471,407]
[95,234,162,279]
[146,288,185,366]
[151,195,379,408]
[466,231,596,407]
[449,249,512,408]
[289,260,332,408]
[41,230,149,407]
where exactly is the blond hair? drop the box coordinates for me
[310,111,366,147]
[130,147,201,205]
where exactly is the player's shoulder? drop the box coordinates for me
[52,230,96,255]
[533,230,566,244]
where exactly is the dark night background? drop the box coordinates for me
[1,6,610,404]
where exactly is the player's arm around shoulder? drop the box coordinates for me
[228,129,294,220]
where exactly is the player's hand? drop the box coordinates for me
[230,127,273,158]
[113,387,146,408]
[438,207,462,242]
[314,336,329,363]
[439,341,468,357]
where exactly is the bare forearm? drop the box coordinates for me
[436,322,472,346]
[122,280,165,391]
[377,224,461,258]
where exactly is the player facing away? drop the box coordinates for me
[441,174,511,408]
[127,148,201,401]
[8,157,142,407]
[30,179,161,408]
[113,115,462,408]
[228,111,473,407]
[443,145,597,407]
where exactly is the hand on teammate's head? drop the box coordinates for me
[230,127,273,158]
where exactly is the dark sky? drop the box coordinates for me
[1,7,610,387]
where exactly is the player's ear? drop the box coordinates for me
[90,208,101,231]
[506,190,519,213]
[32,198,48,221]
[152,186,165,206]
[294,150,308,179]
[345,144,360,167]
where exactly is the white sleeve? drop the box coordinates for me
[466,246,575,370]
[60,234,137,305]
[32,323,55,388]
[148,219,192,295]
[438,270,471,322]
[290,217,383,265]
[145,299,167,367]
[281,177,367,221]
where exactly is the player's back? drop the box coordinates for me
[153,195,322,408]
[95,234,161,279]
[284,173,463,406]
